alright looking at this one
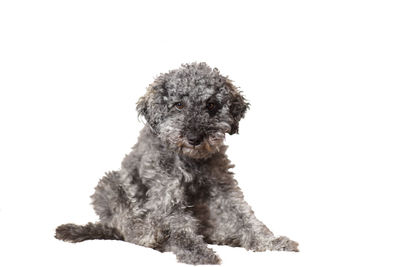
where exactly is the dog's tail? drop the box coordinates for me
[55,222,124,243]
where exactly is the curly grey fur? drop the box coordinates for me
[55,62,299,265]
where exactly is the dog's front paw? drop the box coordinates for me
[176,247,221,265]
[268,236,299,252]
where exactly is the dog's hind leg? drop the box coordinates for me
[55,171,127,243]
[204,180,299,252]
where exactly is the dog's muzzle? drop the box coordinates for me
[186,132,204,146]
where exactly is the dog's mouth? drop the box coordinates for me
[181,141,212,151]
[175,134,225,158]
[166,132,226,159]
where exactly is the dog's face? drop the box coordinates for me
[137,63,249,159]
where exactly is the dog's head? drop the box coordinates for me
[137,62,249,159]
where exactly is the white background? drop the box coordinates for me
[1,0,399,266]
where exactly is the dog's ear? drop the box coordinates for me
[136,83,154,127]
[226,79,249,135]
[136,77,168,132]
[136,89,150,121]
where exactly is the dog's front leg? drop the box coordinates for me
[206,182,299,252]
[144,180,221,265]
[163,220,221,265]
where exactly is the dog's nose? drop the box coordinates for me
[187,133,204,146]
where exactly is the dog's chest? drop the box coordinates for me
[179,161,216,206]
[183,172,213,226]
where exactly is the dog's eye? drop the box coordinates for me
[206,102,216,111]
[175,102,184,110]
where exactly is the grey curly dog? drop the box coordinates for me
[55,62,299,265]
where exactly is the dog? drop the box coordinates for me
[55,62,299,265]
